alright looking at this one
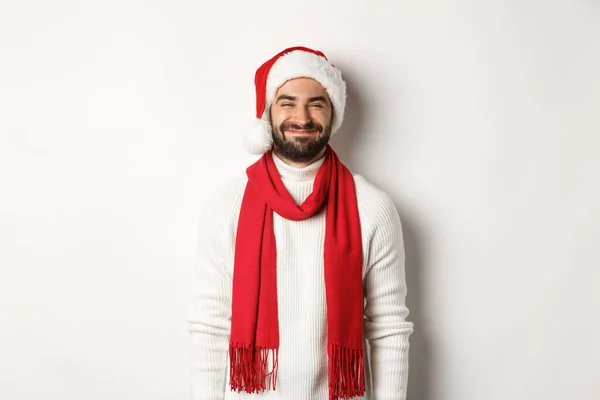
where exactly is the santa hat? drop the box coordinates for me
[243,46,347,155]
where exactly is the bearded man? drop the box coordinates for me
[188,46,414,400]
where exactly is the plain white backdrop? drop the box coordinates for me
[1,1,599,399]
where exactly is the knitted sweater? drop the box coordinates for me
[187,153,414,400]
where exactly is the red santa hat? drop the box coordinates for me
[243,46,347,155]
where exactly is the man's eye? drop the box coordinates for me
[309,103,324,108]
[281,103,293,108]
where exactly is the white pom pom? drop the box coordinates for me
[243,119,273,155]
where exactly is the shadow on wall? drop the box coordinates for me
[399,212,433,400]
[331,65,434,400]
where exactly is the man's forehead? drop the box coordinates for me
[275,78,329,99]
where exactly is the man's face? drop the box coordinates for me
[269,78,333,163]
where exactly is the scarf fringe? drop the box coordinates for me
[229,342,278,393]
[328,343,365,400]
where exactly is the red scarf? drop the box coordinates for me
[229,145,365,399]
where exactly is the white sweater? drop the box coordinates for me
[187,153,414,400]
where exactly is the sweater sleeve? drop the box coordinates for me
[362,192,414,400]
[187,186,239,400]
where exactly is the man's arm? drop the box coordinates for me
[187,191,235,400]
[363,193,414,400]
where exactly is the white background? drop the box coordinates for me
[1,1,599,399]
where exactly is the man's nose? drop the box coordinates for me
[292,106,311,125]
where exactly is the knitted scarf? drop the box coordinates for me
[229,145,365,399]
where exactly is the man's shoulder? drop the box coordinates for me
[200,175,248,221]
[353,174,401,226]
[353,174,397,212]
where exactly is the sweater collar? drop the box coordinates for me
[271,151,325,181]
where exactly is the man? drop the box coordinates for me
[187,46,413,400]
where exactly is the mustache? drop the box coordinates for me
[280,120,323,133]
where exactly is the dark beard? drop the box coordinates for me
[271,120,331,163]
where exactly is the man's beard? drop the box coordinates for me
[271,119,331,163]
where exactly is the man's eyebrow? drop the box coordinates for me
[276,95,297,102]
[308,96,328,103]
[275,95,329,103]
